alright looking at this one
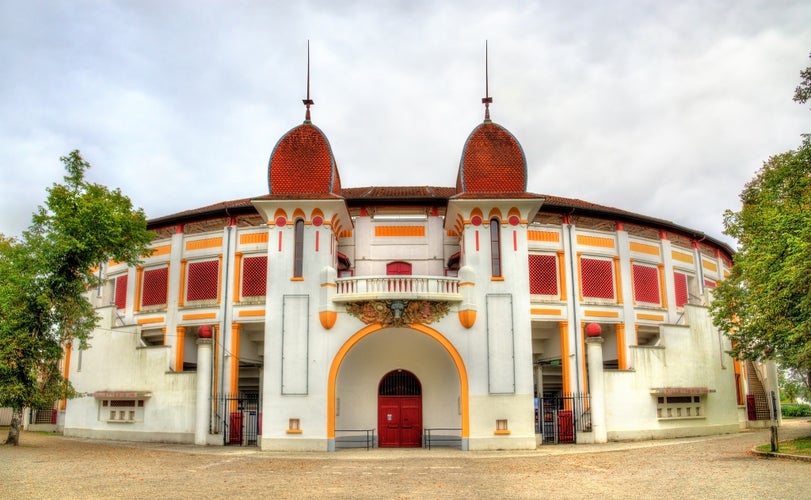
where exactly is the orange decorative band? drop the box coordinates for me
[629,241,660,256]
[238,310,265,317]
[671,251,694,264]
[137,317,164,324]
[702,260,718,272]
[531,308,562,316]
[637,313,665,321]
[576,235,615,248]
[583,310,620,318]
[150,245,171,257]
[185,237,223,251]
[239,233,269,244]
[528,230,560,243]
[182,312,217,320]
[374,226,425,237]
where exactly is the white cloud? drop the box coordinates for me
[0,1,808,247]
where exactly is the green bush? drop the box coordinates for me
[781,403,811,417]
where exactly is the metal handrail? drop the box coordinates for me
[423,427,462,449]
[335,428,376,450]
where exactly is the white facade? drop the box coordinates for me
[58,109,763,450]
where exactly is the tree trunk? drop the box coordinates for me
[4,407,22,446]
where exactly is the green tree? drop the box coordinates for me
[794,52,811,108]
[710,135,811,391]
[0,151,153,446]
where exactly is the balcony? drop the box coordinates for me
[333,275,462,303]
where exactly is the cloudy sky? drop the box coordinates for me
[1,1,809,246]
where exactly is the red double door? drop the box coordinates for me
[378,396,422,447]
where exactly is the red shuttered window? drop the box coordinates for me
[114,274,128,310]
[580,257,614,300]
[674,271,688,307]
[142,267,168,307]
[242,255,268,298]
[528,254,558,296]
[632,263,660,305]
[187,260,219,302]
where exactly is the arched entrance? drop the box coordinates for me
[378,369,422,447]
[327,323,470,451]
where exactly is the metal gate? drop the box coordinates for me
[218,393,260,446]
[536,393,590,444]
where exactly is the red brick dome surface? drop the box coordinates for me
[456,121,527,194]
[268,122,341,195]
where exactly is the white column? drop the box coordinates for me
[195,337,213,445]
[586,334,607,443]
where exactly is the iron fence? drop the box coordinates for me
[537,392,590,444]
[215,393,260,446]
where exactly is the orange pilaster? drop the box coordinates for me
[175,326,186,372]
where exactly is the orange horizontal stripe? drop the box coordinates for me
[637,313,665,321]
[239,233,269,244]
[185,237,223,251]
[671,251,694,264]
[583,310,620,318]
[151,245,171,257]
[531,308,562,316]
[238,310,265,317]
[182,312,217,320]
[528,230,560,243]
[137,317,164,325]
[374,226,425,237]
[577,235,615,248]
[629,241,659,256]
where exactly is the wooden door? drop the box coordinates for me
[378,396,422,447]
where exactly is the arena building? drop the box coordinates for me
[55,83,778,450]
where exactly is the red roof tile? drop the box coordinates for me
[457,121,527,194]
[268,122,341,195]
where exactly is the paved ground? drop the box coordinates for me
[2,419,810,499]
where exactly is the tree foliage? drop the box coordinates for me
[794,52,811,108]
[0,151,153,445]
[710,135,811,388]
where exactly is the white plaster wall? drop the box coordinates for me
[64,307,197,443]
[603,304,739,440]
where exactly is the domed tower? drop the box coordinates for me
[445,47,543,448]
[252,51,352,448]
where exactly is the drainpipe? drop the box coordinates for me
[566,222,581,394]
[217,222,234,432]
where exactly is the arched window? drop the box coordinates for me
[379,370,421,396]
[293,219,304,278]
[490,218,502,277]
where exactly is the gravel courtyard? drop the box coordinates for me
[2,419,809,499]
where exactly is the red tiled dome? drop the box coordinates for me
[456,121,526,194]
[268,122,341,195]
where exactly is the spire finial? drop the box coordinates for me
[481,40,492,122]
[303,40,314,122]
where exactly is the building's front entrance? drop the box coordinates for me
[377,370,422,447]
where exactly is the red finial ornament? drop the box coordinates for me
[482,40,493,122]
[198,325,213,339]
[303,40,314,122]
[585,323,602,338]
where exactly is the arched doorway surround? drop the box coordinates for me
[327,323,470,445]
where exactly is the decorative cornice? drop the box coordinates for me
[345,300,451,327]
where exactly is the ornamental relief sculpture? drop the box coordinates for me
[345,300,451,327]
